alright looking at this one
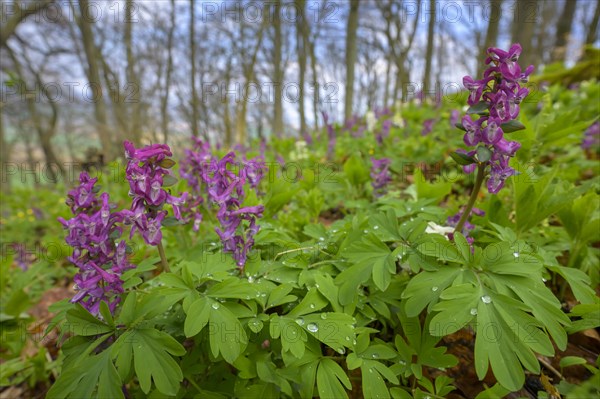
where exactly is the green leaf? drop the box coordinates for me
[450,151,476,166]
[500,120,526,133]
[46,348,123,399]
[208,300,248,363]
[401,267,462,317]
[184,297,211,337]
[474,292,553,391]
[559,356,588,368]
[467,101,489,115]
[317,358,351,399]
[162,174,178,187]
[208,277,259,300]
[476,146,492,163]
[158,158,176,168]
[288,288,328,317]
[161,216,183,226]
[266,283,297,309]
[429,284,479,336]
[342,234,395,292]
[132,328,185,395]
[66,304,113,336]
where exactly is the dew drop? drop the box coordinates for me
[319,237,325,241]
[332,229,338,233]
[247,275,255,283]
[307,323,319,332]
[295,317,305,326]
[513,252,520,258]
[211,302,220,310]
[345,336,350,341]
[352,339,357,345]
[363,229,369,233]
[320,313,327,320]
[399,360,406,365]
[373,225,379,230]
[431,286,439,292]
[420,207,424,211]
[337,348,345,354]
[206,273,213,278]
[542,277,547,282]
[470,308,478,315]
[260,293,267,298]
[481,295,492,304]
[310,303,316,309]
[369,368,374,373]
[371,353,379,359]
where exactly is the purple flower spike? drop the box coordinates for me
[123,141,187,245]
[59,173,134,316]
[457,43,533,194]
[370,157,392,197]
[582,121,600,151]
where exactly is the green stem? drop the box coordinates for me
[454,163,486,234]
[157,241,170,273]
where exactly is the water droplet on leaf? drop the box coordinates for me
[307,323,319,332]
[481,295,492,304]
[470,308,478,315]
[295,317,305,326]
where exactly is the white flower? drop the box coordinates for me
[366,111,377,132]
[425,222,454,238]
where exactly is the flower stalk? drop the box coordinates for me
[454,163,486,234]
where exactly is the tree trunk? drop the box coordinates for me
[296,0,307,135]
[552,0,577,63]
[344,0,360,122]
[76,0,113,161]
[423,0,436,91]
[161,0,176,143]
[190,0,200,137]
[478,0,503,77]
[585,0,600,45]
[125,0,141,144]
[0,0,55,47]
[273,0,284,137]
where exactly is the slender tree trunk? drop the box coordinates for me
[125,0,141,144]
[585,0,600,45]
[190,0,200,137]
[0,109,8,192]
[309,36,319,131]
[478,0,503,77]
[552,0,577,63]
[76,0,113,161]
[296,0,307,135]
[344,0,359,122]
[423,0,436,91]
[161,0,176,143]
[273,0,284,137]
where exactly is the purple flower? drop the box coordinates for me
[582,122,600,151]
[181,141,264,269]
[376,119,393,145]
[450,110,460,127]
[447,207,486,245]
[421,119,436,136]
[457,43,533,194]
[123,141,187,245]
[59,176,133,315]
[370,157,392,197]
